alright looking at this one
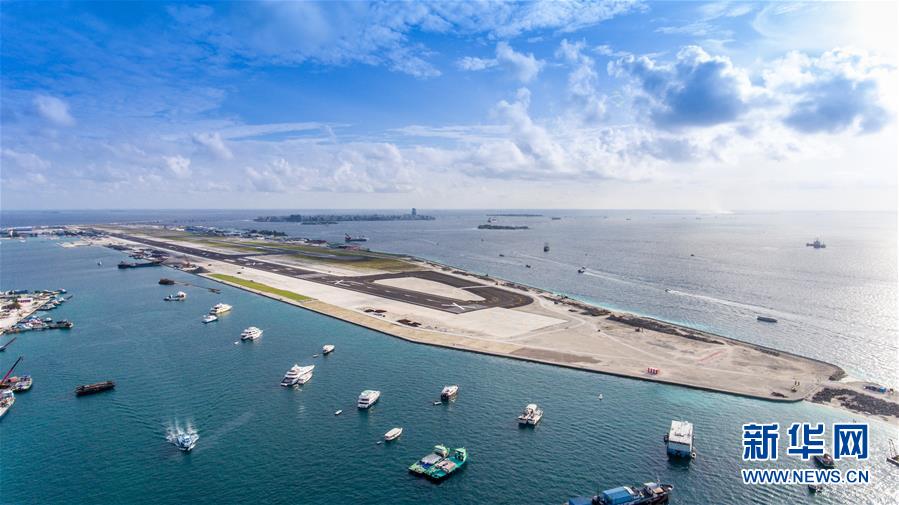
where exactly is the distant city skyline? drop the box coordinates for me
[1,1,896,211]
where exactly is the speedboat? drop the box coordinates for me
[209,303,232,315]
[240,327,263,341]
[322,344,335,355]
[357,390,381,409]
[164,291,187,301]
[440,384,459,401]
[202,314,218,324]
[173,431,199,452]
[518,403,543,425]
[577,267,586,274]
[0,390,14,418]
[384,427,403,441]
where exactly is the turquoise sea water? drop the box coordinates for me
[0,225,897,504]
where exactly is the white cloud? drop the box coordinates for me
[457,41,544,82]
[556,39,605,123]
[192,132,233,159]
[1,148,51,171]
[163,155,192,178]
[33,95,75,126]
[456,56,498,71]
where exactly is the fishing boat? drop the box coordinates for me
[756,316,777,323]
[322,344,335,355]
[75,381,115,396]
[164,291,187,301]
[517,403,543,425]
[357,390,381,409]
[202,314,218,324]
[440,384,459,401]
[0,390,14,418]
[240,326,263,341]
[384,427,403,441]
[568,482,673,505]
[814,453,835,469]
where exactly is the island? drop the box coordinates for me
[255,209,434,223]
[78,224,899,424]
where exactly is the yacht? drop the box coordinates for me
[440,384,459,401]
[517,403,544,425]
[209,303,232,315]
[0,390,14,418]
[384,427,403,441]
[202,314,218,324]
[173,431,199,452]
[322,344,335,355]
[280,364,314,386]
[240,327,263,341]
[357,390,381,409]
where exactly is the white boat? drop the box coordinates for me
[209,303,232,315]
[665,420,695,459]
[440,384,459,401]
[202,314,218,324]
[164,291,187,301]
[0,390,14,418]
[334,410,343,416]
[517,403,543,425]
[384,427,403,441]
[281,364,314,386]
[172,431,199,452]
[357,390,381,409]
[322,344,335,355]
[240,326,263,341]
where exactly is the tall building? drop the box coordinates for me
[411,208,417,216]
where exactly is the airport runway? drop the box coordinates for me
[111,234,533,314]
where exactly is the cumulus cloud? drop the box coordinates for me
[244,143,416,193]
[456,41,544,82]
[609,46,757,128]
[33,95,75,126]
[765,49,894,134]
[163,155,192,178]
[192,132,233,159]
[556,39,605,123]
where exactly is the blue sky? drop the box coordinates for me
[1,1,896,210]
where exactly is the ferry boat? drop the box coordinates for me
[568,482,673,505]
[164,291,187,301]
[322,344,335,355]
[440,384,459,401]
[517,403,543,425]
[172,431,199,452]
[209,303,232,315]
[814,453,835,468]
[357,390,381,409]
[664,420,695,459]
[384,427,403,441]
[0,390,14,418]
[75,381,115,396]
[240,326,263,341]
[202,314,218,324]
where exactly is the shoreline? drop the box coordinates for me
[82,230,899,423]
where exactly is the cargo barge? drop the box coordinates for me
[118,260,162,269]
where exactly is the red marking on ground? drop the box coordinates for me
[697,350,724,363]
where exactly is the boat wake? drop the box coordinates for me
[165,419,197,444]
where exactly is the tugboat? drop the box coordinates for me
[441,384,459,401]
[806,239,826,249]
[568,482,673,505]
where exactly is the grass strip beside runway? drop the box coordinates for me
[209,274,313,302]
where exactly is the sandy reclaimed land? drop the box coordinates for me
[96,232,899,422]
